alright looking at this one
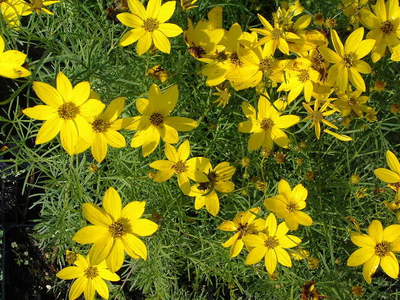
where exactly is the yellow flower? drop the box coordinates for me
[278,58,320,102]
[126,84,198,157]
[180,0,197,10]
[243,213,301,274]
[0,0,29,29]
[149,140,210,195]
[303,99,337,139]
[318,27,375,91]
[212,86,231,107]
[23,0,59,15]
[238,96,300,151]
[374,150,400,200]
[56,253,120,300]
[333,88,370,117]
[264,179,313,230]
[189,161,236,216]
[87,97,131,163]
[361,0,400,62]
[347,220,400,283]
[147,65,169,82]
[252,13,300,55]
[218,207,265,257]
[0,35,30,78]
[117,0,183,55]
[73,187,158,272]
[22,72,105,155]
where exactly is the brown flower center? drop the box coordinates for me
[265,236,279,249]
[286,202,297,212]
[271,28,281,40]
[374,241,390,257]
[109,221,126,238]
[297,69,310,83]
[150,112,164,126]
[230,53,242,66]
[348,98,357,106]
[58,102,79,119]
[343,54,354,68]
[173,161,187,174]
[238,223,249,239]
[314,111,323,122]
[84,266,99,279]
[313,52,325,68]
[259,58,272,72]
[260,118,274,131]
[92,119,110,133]
[381,20,394,35]
[31,0,44,9]
[188,46,206,58]
[142,18,159,32]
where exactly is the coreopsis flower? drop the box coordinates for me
[56,254,120,300]
[238,96,300,151]
[302,99,337,140]
[360,0,400,62]
[73,187,158,272]
[180,0,197,10]
[117,0,183,55]
[374,150,400,200]
[0,0,29,28]
[301,281,327,300]
[86,97,131,163]
[278,58,320,102]
[218,208,265,257]
[22,72,105,155]
[147,65,168,82]
[189,161,236,216]
[243,213,301,274]
[23,0,59,15]
[252,13,300,55]
[149,140,209,195]
[212,86,231,107]
[126,84,198,157]
[264,179,312,230]
[333,88,370,117]
[347,220,400,283]
[0,35,30,78]
[318,28,375,91]
[342,0,368,28]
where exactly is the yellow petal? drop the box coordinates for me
[98,269,120,281]
[83,203,112,226]
[120,28,146,47]
[274,115,299,129]
[178,140,190,161]
[131,219,159,236]
[71,82,90,107]
[159,123,178,144]
[79,99,105,117]
[387,150,400,174]
[104,130,126,148]
[84,280,95,300]
[324,129,353,141]
[127,0,146,19]
[35,117,62,144]
[103,187,122,221]
[121,233,147,260]
[248,131,264,151]
[23,105,57,120]
[158,23,182,37]
[103,97,125,122]
[117,12,142,28]
[380,252,399,279]
[146,0,160,17]
[383,224,400,242]
[265,248,277,274]
[56,266,83,280]
[242,234,264,248]
[56,72,72,102]
[142,126,160,157]
[330,29,344,56]
[344,27,364,54]
[362,255,380,284]
[68,276,86,300]
[275,246,292,267]
[374,168,400,183]
[88,235,114,265]
[60,119,78,155]
[205,191,219,216]
[230,239,244,257]
[351,233,375,248]
[33,81,64,108]
[368,220,383,244]
[152,30,171,53]
[121,201,145,220]
[92,277,109,300]
[242,101,256,119]
[349,68,365,91]
[156,1,175,23]
[106,238,124,272]
[178,173,191,195]
[279,235,301,248]
[265,213,277,236]
[165,116,198,132]
[355,39,376,59]
[92,134,108,163]
[218,220,237,232]
[136,32,153,55]
[221,232,239,247]
[245,246,266,265]
[347,247,375,266]
[73,225,109,244]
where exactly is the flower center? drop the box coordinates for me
[265,236,279,249]
[314,111,323,122]
[297,69,310,83]
[150,112,164,126]
[188,46,206,58]
[313,52,325,68]
[380,20,394,35]
[374,241,390,257]
[238,223,249,239]
[84,266,99,279]
[173,161,187,174]
[92,119,110,133]
[343,54,354,68]
[142,18,159,32]
[260,118,274,131]
[348,98,357,106]
[259,58,272,72]
[58,102,79,120]
[286,202,296,212]
[271,28,281,40]
[109,221,126,238]
[31,0,43,9]
[230,53,242,66]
